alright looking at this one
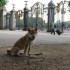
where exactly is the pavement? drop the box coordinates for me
[0,30,70,47]
[0,30,70,70]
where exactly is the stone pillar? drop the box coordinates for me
[5,13,10,29]
[47,1,55,32]
[0,7,7,29]
[9,10,16,30]
[0,9,3,29]
[23,7,28,31]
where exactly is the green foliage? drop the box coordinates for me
[0,0,8,7]
[28,17,44,29]
[16,17,46,29]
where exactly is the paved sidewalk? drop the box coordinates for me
[0,30,70,70]
[0,30,70,47]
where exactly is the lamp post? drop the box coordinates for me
[57,0,70,33]
[35,2,41,29]
[55,3,60,29]
[61,1,65,33]
[56,0,65,33]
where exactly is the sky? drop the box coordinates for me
[6,0,63,11]
[5,0,70,22]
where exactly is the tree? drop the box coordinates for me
[0,0,8,8]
